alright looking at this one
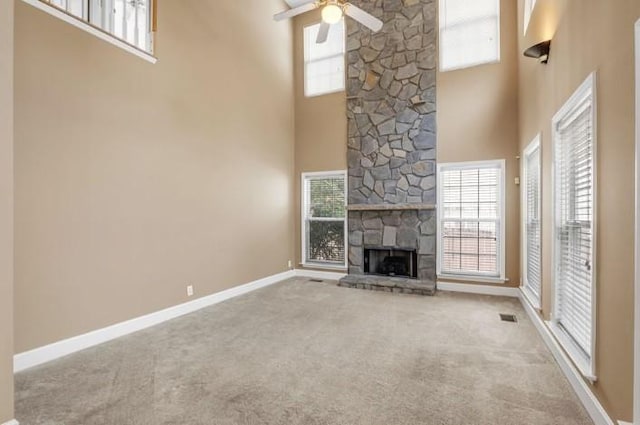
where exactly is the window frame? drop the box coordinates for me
[523,0,537,34]
[436,159,507,283]
[21,0,157,63]
[301,170,348,270]
[549,72,598,382]
[303,20,346,98]
[438,0,501,72]
[521,134,542,309]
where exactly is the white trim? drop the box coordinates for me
[437,274,508,285]
[2,420,19,425]
[550,72,598,380]
[301,170,348,269]
[523,0,538,35]
[437,281,520,298]
[436,159,507,281]
[519,291,616,425]
[635,18,640,425]
[619,422,633,425]
[295,268,348,281]
[20,0,157,64]
[14,270,295,372]
[521,135,542,310]
[299,262,346,271]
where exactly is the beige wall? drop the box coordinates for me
[0,0,14,421]
[293,10,348,268]
[437,0,521,287]
[518,0,638,420]
[14,0,295,352]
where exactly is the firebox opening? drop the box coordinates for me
[364,248,418,279]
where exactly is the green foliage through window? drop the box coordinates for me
[304,175,346,265]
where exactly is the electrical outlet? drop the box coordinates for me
[288,260,292,269]
[187,285,194,297]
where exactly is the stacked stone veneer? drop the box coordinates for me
[340,0,438,294]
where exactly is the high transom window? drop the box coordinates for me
[303,20,345,97]
[439,0,500,71]
[523,0,537,33]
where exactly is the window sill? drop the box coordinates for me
[437,274,508,285]
[22,0,157,64]
[521,286,542,311]
[300,262,348,271]
[439,58,501,73]
[304,88,345,98]
[547,320,597,383]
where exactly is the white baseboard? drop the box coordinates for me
[437,281,520,298]
[618,421,633,425]
[294,268,347,281]
[519,290,616,425]
[2,420,19,425]
[14,270,295,372]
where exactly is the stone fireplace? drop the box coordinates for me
[338,0,437,295]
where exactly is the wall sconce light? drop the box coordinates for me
[524,40,552,64]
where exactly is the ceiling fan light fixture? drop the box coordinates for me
[322,3,343,24]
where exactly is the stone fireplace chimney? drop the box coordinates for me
[339,0,437,295]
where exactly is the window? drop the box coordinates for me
[551,73,597,380]
[523,0,537,34]
[437,160,506,282]
[304,20,345,97]
[34,0,155,54]
[439,0,500,71]
[522,136,542,308]
[302,171,347,268]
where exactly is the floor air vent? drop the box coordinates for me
[309,278,324,283]
[500,314,518,323]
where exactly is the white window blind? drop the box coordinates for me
[439,0,500,71]
[42,0,154,52]
[552,74,597,379]
[437,161,505,280]
[522,137,542,308]
[302,172,347,267]
[304,20,345,97]
[523,0,537,33]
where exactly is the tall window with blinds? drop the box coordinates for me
[304,20,345,97]
[551,73,597,379]
[437,161,505,281]
[522,137,542,308]
[302,172,347,267]
[41,0,155,52]
[439,0,500,71]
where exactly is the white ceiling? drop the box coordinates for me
[284,0,315,7]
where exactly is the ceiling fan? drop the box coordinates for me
[274,1,384,44]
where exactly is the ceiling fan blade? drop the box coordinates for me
[273,2,317,21]
[316,22,331,44]
[344,3,383,32]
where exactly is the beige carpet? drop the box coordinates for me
[15,277,593,425]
